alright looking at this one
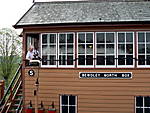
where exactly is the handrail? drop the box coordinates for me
[15,97,23,113]
[0,64,22,113]
[5,81,22,113]
[0,64,22,106]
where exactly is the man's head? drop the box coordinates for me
[29,45,34,52]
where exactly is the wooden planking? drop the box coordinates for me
[24,100,132,108]
[25,76,150,83]
[25,81,150,86]
[24,68,150,113]
[24,93,132,100]
[24,91,150,96]
[25,85,150,91]
[25,68,150,74]
[78,107,133,112]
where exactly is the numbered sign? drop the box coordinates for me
[28,70,35,76]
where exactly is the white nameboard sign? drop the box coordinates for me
[79,72,132,79]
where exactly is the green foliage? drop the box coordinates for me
[0,28,22,86]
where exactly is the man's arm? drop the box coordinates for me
[26,51,31,60]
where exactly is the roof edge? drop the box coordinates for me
[13,21,150,29]
[34,0,150,3]
[13,3,35,28]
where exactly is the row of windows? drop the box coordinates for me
[41,32,150,68]
[60,95,150,113]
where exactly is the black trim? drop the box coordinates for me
[13,21,150,29]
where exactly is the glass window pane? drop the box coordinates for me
[42,45,48,55]
[145,108,150,113]
[69,96,75,105]
[78,44,85,54]
[136,96,143,107]
[78,33,85,43]
[106,44,114,54]
[118,44,125,54]
[67,34,73,43]
[49,34,56,43]
[59,34,66,43]
[62,95,68,105]
[49,55,56,65]
[118,55,125,65]
[126,33,133,42]
[42,34,47,44]
[50,45,56,54]
[59,45,66,54]
[106,56,114,65]
[118,33,125,42]
[67,56,73,65]
[62,106,68,113]
[145,97,150,107]
[86,55,93,65]
[138,55,145,65]
[67,45,73,54]
[97,44,105,54]
[86,33,93,43]
[42,55,47,65]
[78,55,85,65]
[59,55,66,65]
[126,55,133,65]
[86,44,93,54]
[138,44,145,54]
[147,55,150,65]
[146,44,150,53]
[69,106,75,113]
[96,33,105,43]
[43,46,54,55]
[97,56,105,65]
[126,44,133,54]
[136,108,143,113]
[106,33,114,43]
[138,33,145,42]
[146,33,150,42]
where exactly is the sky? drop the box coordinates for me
[0,0,79,34]
[0,0,33,33]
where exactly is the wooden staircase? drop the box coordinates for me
[0,65,23,113]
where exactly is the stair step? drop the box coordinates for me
[9,107,23,113]
[15,98,22,101]
[17,93,23,96]
[11,104,19,110]
[13,104,20,107]
[9,109,17,112]
[19,88,23,91]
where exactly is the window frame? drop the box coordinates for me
[137,32,150,68]
[41,33,58,68]
[95,32,116,68]
[117,32,135,68]
[41,33,75,68]
[60,95,77,113]
[77,32,95,68]
[135,96,150,113]
[58,32,75,68]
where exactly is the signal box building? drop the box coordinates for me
[14,1,150,113]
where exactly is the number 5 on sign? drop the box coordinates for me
[28,70,35,76]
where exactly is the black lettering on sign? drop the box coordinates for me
[79,72,132,79]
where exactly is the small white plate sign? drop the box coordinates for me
[79,72,132,79]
